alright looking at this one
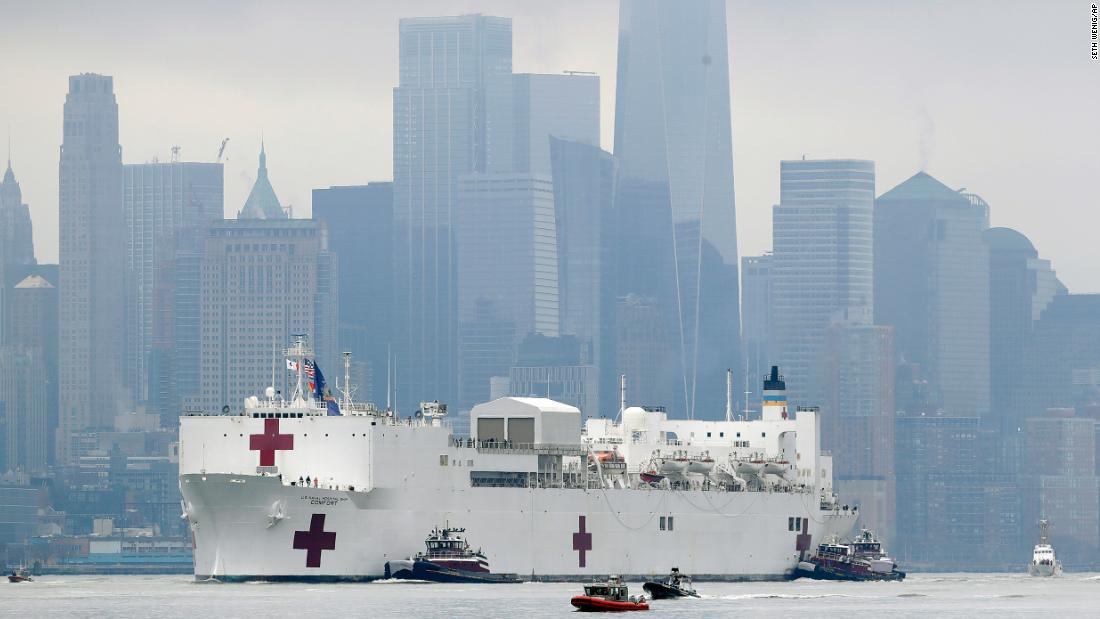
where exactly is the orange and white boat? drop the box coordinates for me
[570,576,648,612]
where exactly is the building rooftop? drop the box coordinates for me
[983,227,1036,254]
[13,275,52,289]
[877,171,967,203]
[237,143,287,220]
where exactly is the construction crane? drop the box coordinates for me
[217,138,230,163]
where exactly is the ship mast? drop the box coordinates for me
[725,368,733,422]
[617,374,626,422]
[288,333,308,404]
[341,351,353,410]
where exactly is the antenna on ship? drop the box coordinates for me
[340,351,354,410]
[289,333,308,403]
[385,344,392,412]
[270,333,279,403]
[617,374,627,422]
[726,368,734,422]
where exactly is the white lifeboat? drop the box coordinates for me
[687,456,716,475]
[658,457,689,475]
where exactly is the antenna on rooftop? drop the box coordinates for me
[217,138,230,162]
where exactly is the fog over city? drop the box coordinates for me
[3,0,1097,289]
[3,0,1100,597]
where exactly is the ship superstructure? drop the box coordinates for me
[179,355,856,581]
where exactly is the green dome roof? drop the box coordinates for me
[238,144,287,220]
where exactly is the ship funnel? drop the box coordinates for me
[761,365,788,421]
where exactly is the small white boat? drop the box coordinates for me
[1028,520,1063,577]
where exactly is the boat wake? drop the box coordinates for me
[717,593,861,601]
[372,578,432,585]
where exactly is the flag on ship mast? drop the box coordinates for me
[286,358,299,371]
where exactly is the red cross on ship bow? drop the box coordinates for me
[293,513,337,568]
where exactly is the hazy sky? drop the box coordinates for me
[2,0,1097,290]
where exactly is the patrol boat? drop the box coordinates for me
[178,347,856,582]
[571,575,649,612]
[643,567,698,598]
[1028,520,1063,577]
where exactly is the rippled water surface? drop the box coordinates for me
[6,573,1099,617]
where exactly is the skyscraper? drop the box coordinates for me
[983,227,1063,449]
[124,161,223,413]
[875,172,990,418]
[1020,294,1100,420]
[0,159,35,277]
[613,0,740,419]
[312,182,394,404]
[456,174,557,409]
[189,150,336,415]
[0,158,36,342]
[740,254,772,414]
[486,73,600,175]
[1,275,57,473]
[821,312,895,542]
[772,159,875,406]
[549,137,617,413]
[1022,408,1099,564]
[58,73,126,464]
[393,14,512,412]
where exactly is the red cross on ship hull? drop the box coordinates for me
[573,515,592,567]
[293,513,337,568]
[250,418,294,466]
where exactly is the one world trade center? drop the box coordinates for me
[613,0,741,419]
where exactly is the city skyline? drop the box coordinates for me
[2,0,1100,574]
[2,0,1098,292]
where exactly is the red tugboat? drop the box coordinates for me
[384,525,521,583]
[570,575,649,612]
[795,529,905,581]
[8,567,33,583]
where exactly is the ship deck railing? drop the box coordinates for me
[448,438,589,457]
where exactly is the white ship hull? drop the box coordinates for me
[1028,562,1061,577]
[183,473,855,581]
[179,365,856,582]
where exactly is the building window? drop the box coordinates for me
[439,455,448,466]
[667,517,674,531]
[789,516,795,531]
[659,516,666,531]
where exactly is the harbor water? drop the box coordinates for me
[5,573,1099,617]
